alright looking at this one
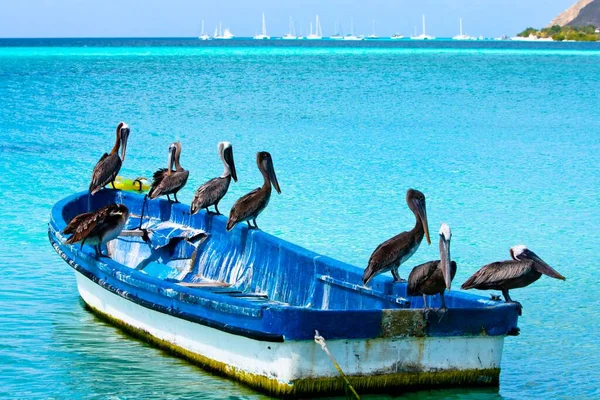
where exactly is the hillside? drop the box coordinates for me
[548,0,600,27]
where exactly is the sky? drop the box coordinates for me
[0,0,576,38]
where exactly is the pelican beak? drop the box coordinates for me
[269,165,281,194]
[224,146,237,182]
[415,199,430,244]
[120,127,130,161]
[266,157,281,194]
[527,250,566,281]
[167,145,175,175]
[439,234,452,290]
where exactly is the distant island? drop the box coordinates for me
[518,0,600,41]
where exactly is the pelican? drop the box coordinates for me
[148,142,189,203]
[362,189,431,286]
[89,122,130,195]
[63,203,129,257]
[407,223,456,315]
[190,142,238,215]
[461,245,566,309]
[226,151,280,230]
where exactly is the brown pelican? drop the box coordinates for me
[461,245,566,309]
[407,223,456,315]
[362,189,431,286]
[89,122,130,195]
[63,203,129,257]
[190,142,238,215]
[148,142,189,203]
[226,151,280,230]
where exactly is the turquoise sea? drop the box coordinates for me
[1,39,599,399]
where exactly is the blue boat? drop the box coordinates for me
[48,190,520,396]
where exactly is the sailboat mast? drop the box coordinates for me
[460,18,463,36]
[351,19,354,36]
[220,21,222,37]
[262,12,267,36]
[316,15,321,36]
[372,19,376,36]
[201,20,204,35]
[422,14,426,36]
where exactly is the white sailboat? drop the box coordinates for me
[452,18,474,40]
[330,21,343,40]
[254,12,270,39]
[213,22,234,39]
[343,19,362,40]
[307,15,322,39]
[199,20,211,40]
[282,17,297,39]
[368,19,378,39]
[410,14,435,40]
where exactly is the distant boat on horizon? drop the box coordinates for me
[282,16,298,40]
[368,19,378,39]
[253,12,270,40]
[343,19,363,40]
[410,14,435,40]
[330,21,343,40]
[198,20,211,41]
[213,22,234,40]
[452,18,475,40]
[307,15,323,39]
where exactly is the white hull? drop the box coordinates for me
[75,269,505,394]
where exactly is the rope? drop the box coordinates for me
[314,330,360,400]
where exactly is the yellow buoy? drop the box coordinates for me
[112,176,150,192]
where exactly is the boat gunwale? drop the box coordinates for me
[49,191,520,341]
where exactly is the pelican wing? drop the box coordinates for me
[90,153,121,195]
[461,260,534,290]
[63,204,116,244]
[363,231,414,283]
[149,169,189,199]
[227,187,264,225]
[190,176,229,214]
[407,261,438,295]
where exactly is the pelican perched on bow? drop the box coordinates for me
[63,203,129,257]
[190,142,238,215]
[461,245,566,309]
[226,151,280,230]
[89,122,130,195]
[148,142,189,203]
[362,189,431,286]
[407,223,457,314]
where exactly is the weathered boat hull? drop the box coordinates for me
[73,269,502,395]
[49,191,519,396]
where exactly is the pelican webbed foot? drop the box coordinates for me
[174,193,180,203]
[214,204,222,215]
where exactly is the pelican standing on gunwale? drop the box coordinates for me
[190,142,238,215]
[63,203,129,257]
[362,189,431,286]
[226,151,280,231]
[407,223,457,314]
[461,245,566,309]
[89,122,130,195]
[148,142,189,203]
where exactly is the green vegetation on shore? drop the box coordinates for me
[518,25,599,41]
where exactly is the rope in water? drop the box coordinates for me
[314,330,360,400]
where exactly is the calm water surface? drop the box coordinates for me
[0,39,599,399]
